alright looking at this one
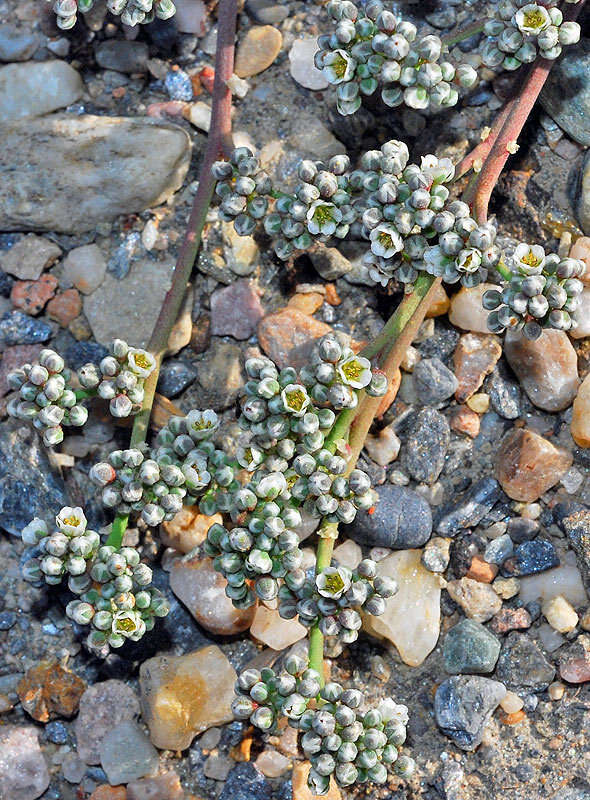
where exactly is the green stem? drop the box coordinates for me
[441,19,486,48]
[495,258,513,282]
[106,513,129,549]
[74,388,96,401]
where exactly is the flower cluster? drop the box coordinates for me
[315,0,478,115]
[212,147,272,237]
[20,507,169,656]
[50,0,176,29]
[78,339,156,419]
[7,349,88,447]
[482,2,581,70]
[278,561,397,644]
[483,243,586,339]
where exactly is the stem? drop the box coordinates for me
[105,0,238,550]
[441,19,486,48]
[455,98,515,181]
[74,388,96,401]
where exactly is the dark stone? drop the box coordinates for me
[346,484,432,549]
[434,676,506,751]
[107,232,141,279]
[95,40,149,73]
[506,516,540,543]
[0,269,12,297]
[502,539,559,577]
[0,610,16,630]
[418,325,460,361]
[443,619,501,675]
[309,246,352,280]
[413,357,458,405]
[219,762,272,800]
[495,632,555,692]
[157,360,198,398]
[405,407,450,484]
[553,500,587,527]
[486,364,521,420]
[436,477,503,536]
[45,721,69,744]
[0,420,68,536]
[557,509,590,588]
[0,310,52,347]
[540,39,590,146]
[62,339,109,371]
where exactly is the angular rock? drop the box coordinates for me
[495,428,573,502]
[422,536,451,573]
[572,373,590,447]
[11,273,58,315]
[446,577,502,623]
[172,0,208,33]
[0,726,50,800]
[434,676,506,750]
[292,762,341,800]
[183,339,243,410]
[47,288,82,326]
[489,607,531,634]
[0,115,191,233]
[210,279,264,340]
[503,539,560,577]
[540,40,590,146]
[158,359,198,399]
[0,26,40,61]
[504,329,579,412]
[235,25,282,77]
[0,234,61,280]
[169,555,256,635]
[413,357,458,404]
[519,563,587,607]
[453,333,501,403]
[466,554,498,583]
[17,661,85,722]
[289,37,328,90]
[257,307,333,369]
[450,405,481,438]
[309,245,352,280]
[0,61,83,121]
[219,762,272,800]
[250,605,307,650]
[448,284,497,333]
[363,549,442,666]
[495,632,555,691]
[487,363,522,420]
[405,407,450,484]
[347,484,432,549]
[364,425,400,466]
[0,310,52,347]
[95,40,149,73]
[558,510,590,589]
[161,507,221,554]
[75,680,140,765]
[140,646,236,750]
[61,244,107,295]
[436,477,503,536]
[100,720,159,785]
[484,534,513,565]
[443,619,501,675]
[127,771,184,800]
[0,343,41,396]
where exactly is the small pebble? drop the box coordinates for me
[548,682,565,701]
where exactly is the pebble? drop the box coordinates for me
[0,115,190,233]
[62,244,107,295]
[161,507,221,553]
[504,329,579,412]
[210,279,264,339]
[17,661,85,722]
[425,283,450,317]
[247,0,289,24]
[499,690,524,714]
[559,655,590,684]
[0,26,39,61]
[570,236,590,283]
[85,258,173,347]
[221,221,260,276]
[448,284,497,332]
[158,359,198,398]
[127,771,184,800]
[484,534,513,565]
[446,578,502,623]
[492,578,519,602]
[100,721,158,786]
[453,333,502,403]
[11,273,58,315]
[558,510,590,588]
[540,40,590,146]
[543,595,579,633]
[570,287,590,338]
[503,539,560,577]
[406,407,450,484]
[435,676,506,751]
[292,762,341,800]
[489,607,531,634]
[548,681,565,700]
[250,605,307,650]
[255,750,291,778]
[495,428,573,502]
[507,516,539,543]
[496,632,556,691]
[95,40,149,73]
[169,555,256,635]
[75,680,140,765]
[309,245,352,280]
[257,307,334,369]
[422,537,451,573]
[450,405,481,438]
[140,646,236,750]
[289,37,328,90]
[519,564,587,607]
[219,762,272,800]
[235,25,283,78]
[183,339,244,410]
[62,752,86,783]
[413,357,458,404]
[0,234,61,280]
[443,619,501,675]
[333,539,362,569]
[204,755,232,781]
[571,373,590,447]
[363,549,442,666]
[165,68,193,101]
[187,101,211,132]
[0,610,16,629]
[364,425,400,466]
[487,363,522,419]
[0,725,50,800]
[436,476,503,536]
[0,61,83,121]
[45,721,69,744]
[172,0,208,34]
[89,787,127,800]
[348,484,432,549]
[466,555,498,583]
[47,289,82,327]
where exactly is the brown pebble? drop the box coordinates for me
[501,709,526,725]
[450,405,481,439]
[454,333,501,403]
[495,428,573,502]
[466,555,498,583]
[287,292,325,315]
[17,661,86,722]
[235,25,283,78]
[89,787,127,800]
[490,607,532,635]
[10,273,58,315]
[46,288,82,327]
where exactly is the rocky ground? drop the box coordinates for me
[1,1,590,799]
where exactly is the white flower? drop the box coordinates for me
[513,242,546,274]
[370,223,403,259]
[514,3,550,34]
[22,517,49,546]
[256,472,287,500]
[306,201,342,236]
[321,49,356,85]
[237,442,265,471]
[281,384,311,417]
[316,566,352,599]
[337,355,372,389]
[56,506,87,536]
[127,348,157,378]
[112,610,142,639]
[421,155,455,183]
[378,698,409,726]
[185,409,219,440]
[456,248,483,273]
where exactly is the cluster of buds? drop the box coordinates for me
[50,0,176,29]
[483,243,586,339]
[7,349,88,446]
[482,1,581,69]
[278,561,397,643]
[212,148,272,237]
[78,339,156,419]
[315,0,477,115]
[299,689,414,793]
[50,0,94,29]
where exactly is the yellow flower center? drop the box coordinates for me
[331,54,349,79]
[285,389,307,412]
[523,8,546,28]
[115,616,137,633]
[192,419,214,431]
[133,352,152,370]
[62,516,80,527]
[324,573,345,594]
[521,249,541,267]
[377,231,394,248]
[313,204,335,226]
[341,360,363,382]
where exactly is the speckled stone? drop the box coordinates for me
[502,539,560,577]
[0,725,50,800]
[443,619,501,675]
[495,632,555,692]
[348,484,432,549]
[75,680,141,765]
[405,407,450,484]
[435,676,506,750]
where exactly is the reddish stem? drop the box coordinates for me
[455,98,515,181]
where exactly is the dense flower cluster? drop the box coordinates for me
[482,1,581,70]
[78,339,157,419]
[21,507,169,656]
[213,147,272,237]
[7,349,88,446]
[50,0,176,29]
[315,0,477,115]
[483,244,586,339]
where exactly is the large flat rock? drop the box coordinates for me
[0,115,191,233]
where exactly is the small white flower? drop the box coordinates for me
[237,442,265,471]
[378,698,409,726]
[281,383,311,417]
[337,355,372,389]
[316,566,352,599]
[456,248,483,274]
[421,155,455,183]
[306,200,342,236]
[56,506,87,536]
[185,409,219,440]
[127,348,157,378]
[513,242,546,274]
[22,518,49,546]
[370,223,403,259]
[514,3,550,34]
[321,49,356,85]
[112,610,141,638]
[256,471,287,500]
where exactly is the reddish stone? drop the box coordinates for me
[46,288,82,327]
[17,661,86,722]
[466,555,498,583]
[90,787,127,800]
[258,307,334,369]
[287,291,324,315]
[0,344,42,396]
[200,66,215,93]
[495,428,573,502]
[210,279,264,340]
[127,771,184,800]
[454,333,502,403]
[559,656,590,684]
[10,273,58,315]
[490,607,532,635]
[450,405,481,439]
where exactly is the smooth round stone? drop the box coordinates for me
[542,595,579,633]
[413,357,458,404]
[289,38,328,90]
[495,428,573,503]
[347,484,432,549]
[448,284,497,333]
[235,25,282,78]
[99,721,158,786]
[443,619,501,675]
[572,373,590,447]
[540,40,590,146]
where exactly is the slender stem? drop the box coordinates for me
[441,19,486,48]
[455,98,515,181]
